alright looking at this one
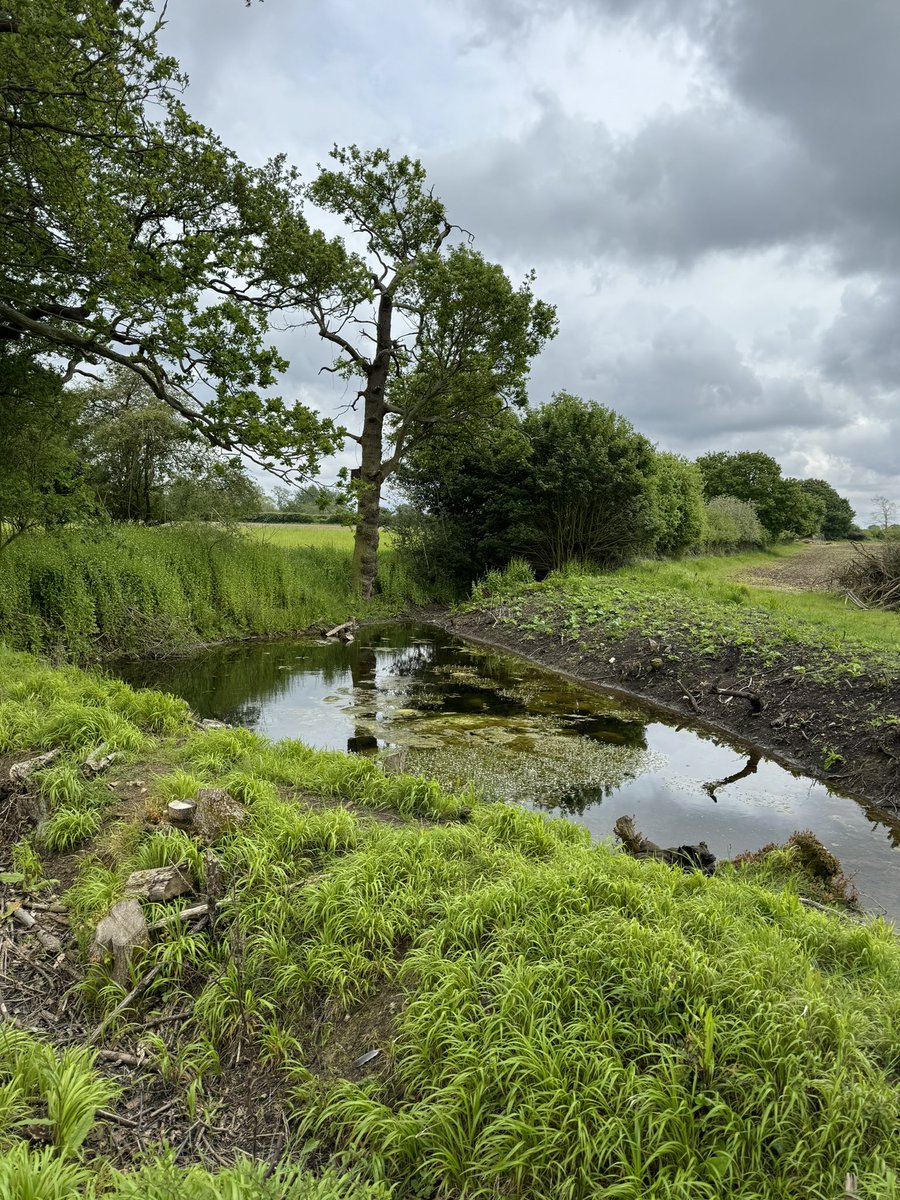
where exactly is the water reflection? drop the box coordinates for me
[112,623,900,921]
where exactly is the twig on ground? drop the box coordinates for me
[87,963,163,1045]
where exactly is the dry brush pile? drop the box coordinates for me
[834,541,900,611]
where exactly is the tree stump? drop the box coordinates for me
[90,899,148,986]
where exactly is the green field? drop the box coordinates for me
[242,522,397,550]
[622,546,900,655]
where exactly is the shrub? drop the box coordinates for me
[651,453,705,556]
[702,496,768,553]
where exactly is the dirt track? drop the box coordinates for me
[736,542,856,591]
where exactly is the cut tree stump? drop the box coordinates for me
[90,899,148,986]
[166,799,196,826]
[124,864,194,903]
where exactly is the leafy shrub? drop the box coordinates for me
[702,496,768,552]
[651,453,705,556]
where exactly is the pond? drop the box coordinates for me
[114,622,900,921]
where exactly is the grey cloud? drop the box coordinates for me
[434,100,825,267]
[583,308,843,440]
[820,282,900,392]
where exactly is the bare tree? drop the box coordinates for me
[872,495,897,535]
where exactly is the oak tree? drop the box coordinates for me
[274,146,557,596]
[0,0,337,474]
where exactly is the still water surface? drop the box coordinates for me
[115,623,900,920]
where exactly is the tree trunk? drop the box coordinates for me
[351,293,392,598]
[352,403,384,598]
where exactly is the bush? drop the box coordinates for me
[522,394,659,571]
[701,496,768,553]
[651,453,705,556]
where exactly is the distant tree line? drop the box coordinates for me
[395,393,862,589]
[0,363,270,544]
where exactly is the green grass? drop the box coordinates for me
[0,523,437,662]
[2,647,900,1197]
[481,558,900,685]
[631,546,899,655]
[242,522,396,551]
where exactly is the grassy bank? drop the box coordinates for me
[0,524,437,662]
[2,647,900,1198]
[636,545,899,654]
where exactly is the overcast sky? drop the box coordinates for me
[158,0,900,521]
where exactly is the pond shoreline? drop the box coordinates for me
[435,606,900,827]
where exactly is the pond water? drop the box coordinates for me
[114,623,900,921]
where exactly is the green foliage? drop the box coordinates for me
[696,452,830,540]
[702,496,768,552]
[395,410,534,590]
[0,349,92,548]
[471,558,537,603]
[0,0,338,473]
[0,523,434,661]
[799,478,856,540]
[399,396,663,585]
[0,1027,118,1155]
[521,394,660,570]
[288,144,556,593]
[650,452,706,557]
[76,368,267,524]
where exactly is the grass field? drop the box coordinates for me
[627,544,900,655]
[242,522,397,550]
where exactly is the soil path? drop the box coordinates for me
[736,542,855,591]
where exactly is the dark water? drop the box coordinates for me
[114,623,900,921]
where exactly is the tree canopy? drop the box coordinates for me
[273,145,557,594]
[696,451,824,539]
[0,0,338,473]
[798,479,855,541]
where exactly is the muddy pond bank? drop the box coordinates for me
[443,589,900,819]
[112,622,900,919]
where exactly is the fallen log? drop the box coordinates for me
[325,619,357,641]
[613,815,716,874]
[11,906,64,955]
[711,685,764,714]
[124,864,194,903]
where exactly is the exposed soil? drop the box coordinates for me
[440,605,900,822]
[736,541,856,591]
[0,763,413,1173]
